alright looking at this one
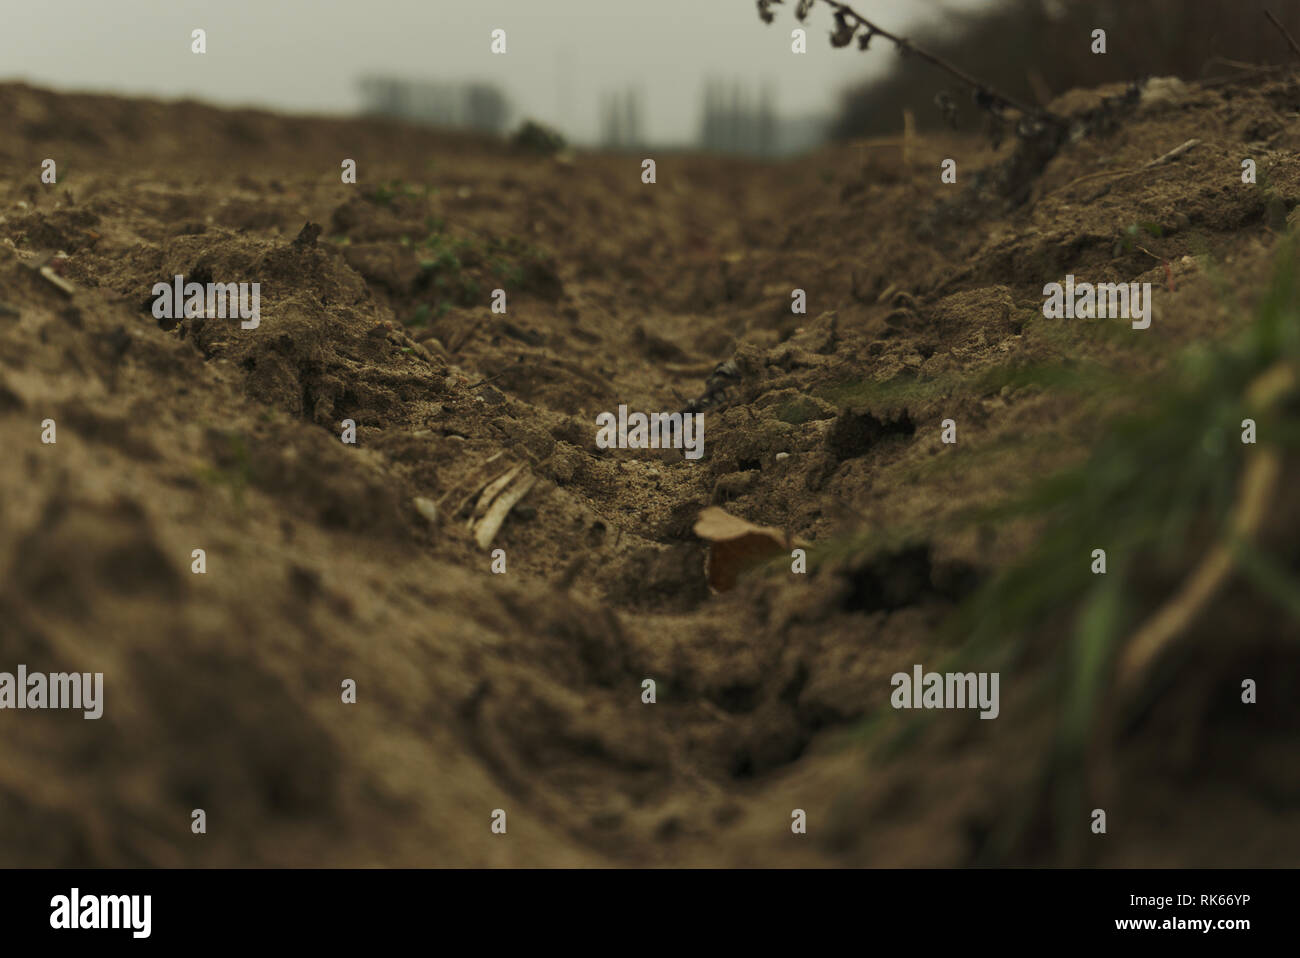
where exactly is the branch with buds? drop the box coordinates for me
[757,0,1065,130]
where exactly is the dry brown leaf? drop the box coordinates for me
[693,505,789,593]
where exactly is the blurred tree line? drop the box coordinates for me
[358,77,509,133]
[600,88,644,149]
[699,78,777,155]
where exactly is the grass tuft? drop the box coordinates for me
[848,234,1300,860]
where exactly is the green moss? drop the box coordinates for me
[772,395,831,425]
[195,433,252,506]
[816,357,1121,411]
[815,371,963,408]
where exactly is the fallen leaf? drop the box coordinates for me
[693,505,789,593]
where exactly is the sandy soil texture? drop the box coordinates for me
[1,73,1298,866]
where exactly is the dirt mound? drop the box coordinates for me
[1,72,1298,866]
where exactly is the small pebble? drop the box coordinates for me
[413,497,438,524]
[774,452,790,461]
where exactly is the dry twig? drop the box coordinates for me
[1265,9,1300,60]
[1115,361,1296,695]
[761,0,1063,126]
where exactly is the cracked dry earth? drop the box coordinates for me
[1,74,1299,866]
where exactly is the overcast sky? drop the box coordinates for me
[0,0,984,143]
